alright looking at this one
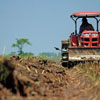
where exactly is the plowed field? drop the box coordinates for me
[0,56,100,100]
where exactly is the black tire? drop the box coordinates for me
[62,62,69,67]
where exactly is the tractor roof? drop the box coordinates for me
[71,12,100,18]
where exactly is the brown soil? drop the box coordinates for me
[0,56,100,100]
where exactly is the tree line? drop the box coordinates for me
[8,38,61,59]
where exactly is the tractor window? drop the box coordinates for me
[88,18,96,31]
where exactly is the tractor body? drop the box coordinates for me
[61,12,100,67]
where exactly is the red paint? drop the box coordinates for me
[72,12,100,16]
[70,12,100,48]
[80,30,99,47]
[70,33,78,47]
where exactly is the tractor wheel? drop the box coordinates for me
[62,62,69,67]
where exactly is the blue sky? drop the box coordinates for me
[0,0,100,55]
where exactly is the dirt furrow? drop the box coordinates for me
[0,56,100,100]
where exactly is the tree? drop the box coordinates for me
[12,38,32,54]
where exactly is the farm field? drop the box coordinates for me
[0,56,100,100]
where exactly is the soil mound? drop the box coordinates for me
[0,56,68,100]
[0,56,100,100]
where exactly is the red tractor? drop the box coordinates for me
[61,12,100,67]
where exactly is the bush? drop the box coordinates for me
[18,52,34,59]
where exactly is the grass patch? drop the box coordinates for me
[76,62,100,83]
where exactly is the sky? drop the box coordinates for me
[0,0,100,55]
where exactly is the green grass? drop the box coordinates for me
[3,52,34,59]
[77,62,100,83]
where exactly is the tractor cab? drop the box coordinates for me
[70,12,100,48]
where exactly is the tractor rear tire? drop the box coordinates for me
[62,62,69,67]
